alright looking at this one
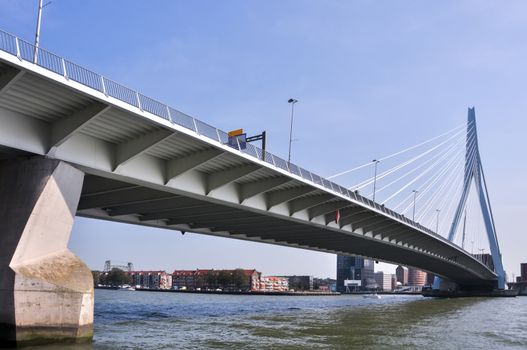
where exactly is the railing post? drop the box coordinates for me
[15,37,21,60]
[136,92,143,111]
[192,118,199,134]
[166,105,172,123]
[215,128,222,143]
[61,58,68,80]
[100,76,107,96]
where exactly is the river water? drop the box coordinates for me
[27,290,526,350]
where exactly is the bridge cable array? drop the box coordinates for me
[327,120,491,257]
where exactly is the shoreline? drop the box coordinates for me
[133,287,340,296]
[94,286,339,296]
[95,286,424,296]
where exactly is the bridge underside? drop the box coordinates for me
[75,172,494,289]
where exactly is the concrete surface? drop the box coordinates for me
[0,157,93,347]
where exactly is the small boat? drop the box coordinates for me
[119,285,135,291]
[362,293,381,299]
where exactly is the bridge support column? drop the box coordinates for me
[0,157,93,347]
[432,278,458,291]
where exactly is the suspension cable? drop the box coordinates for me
[327,122,468,179]
[351,124,468,191]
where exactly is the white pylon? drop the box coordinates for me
[433,107,505,290]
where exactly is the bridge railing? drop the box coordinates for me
[0,29,440,238]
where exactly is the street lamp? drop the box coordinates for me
[372,159,380,202]
[435,209,440,234]
[412,190,418,221]
[287,98,298,164]
[33,0,52,64]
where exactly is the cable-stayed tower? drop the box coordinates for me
[434,107,505,289]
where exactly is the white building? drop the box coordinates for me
[259,276,289,292]
[374,271,392,291]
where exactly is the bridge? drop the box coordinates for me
[0,29,506,346]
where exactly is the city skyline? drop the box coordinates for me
[1,1,525,279]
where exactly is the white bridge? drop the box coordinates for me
[0,28,505,346]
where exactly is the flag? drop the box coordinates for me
[335,209,340,224]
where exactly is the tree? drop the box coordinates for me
[106,268,132,287]
[217,271,231,290]
[313,279,320,290]
[194,275,206,290]
[92,271,102,285]
[232,269,250,291]
[205,271,218,290]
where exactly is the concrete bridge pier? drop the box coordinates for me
[432,277,458,292]
[0,157,93,347]
[426,277,516,297]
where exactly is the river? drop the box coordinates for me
[26,290,526,349]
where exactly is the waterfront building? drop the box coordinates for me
[408,268,427,289]
[395,265,408,285]
[280,275,313,291]
[172,270,196,290]
[336,255,375,292]
[172,269,260,291]
[391,274,397,290]
[245,269,261,291]
[129,271,172,289]
[259,276,289,292]
[313,277,336,291]
[507,263,527,296]
[508,263,527,296]
[374,271,392,291]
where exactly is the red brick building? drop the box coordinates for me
[172,269,260,291]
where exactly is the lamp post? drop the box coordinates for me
[33,0,52,64]
[372,159,380,202]
[412,190,418,221]
[287,98,298,164]
[435,209,440,234]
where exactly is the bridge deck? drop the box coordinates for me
[0,30,497,287]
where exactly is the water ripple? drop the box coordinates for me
[24,291,527,350]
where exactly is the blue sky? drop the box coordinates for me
[1,1,526,279]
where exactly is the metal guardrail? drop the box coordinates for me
[0,29,440,238]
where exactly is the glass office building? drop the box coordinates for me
[336,255,375,292]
